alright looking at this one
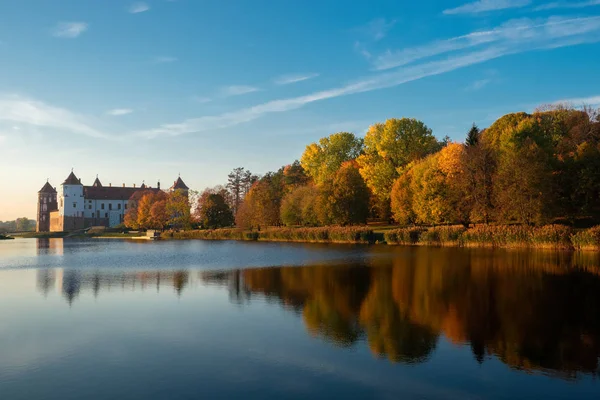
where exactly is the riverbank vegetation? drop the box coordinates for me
[121,104,600,249]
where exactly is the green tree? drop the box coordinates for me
[357,118,441,215]
[465,123,480,147]
[301,132,363,186]
[198,193,234,228]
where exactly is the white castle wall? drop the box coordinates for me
[59,184,85,218]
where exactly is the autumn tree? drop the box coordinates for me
[150,200,168,230]
[301,132,363,186]
[235,174,283,229]
[166,190,192,230]
[198,193,234,228]
[390,168,415,225]
[323,161,371,225]
[358,118,442,218]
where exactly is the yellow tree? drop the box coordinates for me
[300,132,363,186]
[166,190,192,230]
[357,118,441,218]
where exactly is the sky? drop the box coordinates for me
[1,0,600,220]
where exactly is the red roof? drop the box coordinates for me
[38,182,57,193]
[84,186,161,201]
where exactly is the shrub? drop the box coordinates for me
[384,227,425,245]
[571,226,600,250]
[531,225,573,249]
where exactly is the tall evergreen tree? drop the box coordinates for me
[465,123,480,147]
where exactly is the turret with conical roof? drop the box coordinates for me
[92,175,102,187]
[37,180,58,232]
[170,176,189,192]
[60,170,85,223]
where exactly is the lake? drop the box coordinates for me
[1,238,599,399]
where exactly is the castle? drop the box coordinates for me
[37,171,189,232]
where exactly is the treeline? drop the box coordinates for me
[125,104,600,231]
[205,104,600,229]
[0,218,36,233]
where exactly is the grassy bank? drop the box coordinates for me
[385,224,595,250]
[162,227,377,244]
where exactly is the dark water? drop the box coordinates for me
[1,238,600,399]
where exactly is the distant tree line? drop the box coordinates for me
[124,103,600,231]
[0,218,36,233]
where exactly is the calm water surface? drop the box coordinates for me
[1,238,599,399]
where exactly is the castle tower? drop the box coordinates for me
[37,181,57,232]
[59,171,85,231]
[169,176,189,196]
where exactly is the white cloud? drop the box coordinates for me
[106,108,133,116]
[0,95,110,139]
[443,0,532,15]
[274,73,319,85]
[534,1,600,11]
[154,56,178,63]
[0,135,5,144]
[136,16,600,139]
[219,85,260,97]
[52,22,88,38]
[465,79,492,91]
[553,95,600,106]
[373,16,600,70]
[129,2,150,13]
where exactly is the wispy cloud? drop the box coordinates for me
[154,56,178,63]
[354,41,372,60]
[274,73,319,85]
[443,0,532,15]
[360,18,397,41]
[219,85,260,97]
[52,22,88,38]
[106,108,133,116]
[191,96,212,103]
[373,16,600,70]
[534,1,600,11]
[465,78,492,91]
[0,95,110,139]
[136,16,600,139]
[553,94,600,106]
[129,2,150,13]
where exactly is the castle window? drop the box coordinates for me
[101,203,105,210]
[125,204,128,210]
[105,213,108,218]
[73,202,76,208]
[118,204,121,210]
[109,204,113,211]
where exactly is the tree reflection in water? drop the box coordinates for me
[207,247,600,379]
[36,246,600,379]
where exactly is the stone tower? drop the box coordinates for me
[37,181,58,232]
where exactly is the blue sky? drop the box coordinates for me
[1,0,600,219]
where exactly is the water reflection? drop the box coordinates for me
[33,246,600,380]
[36,269,191,304]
